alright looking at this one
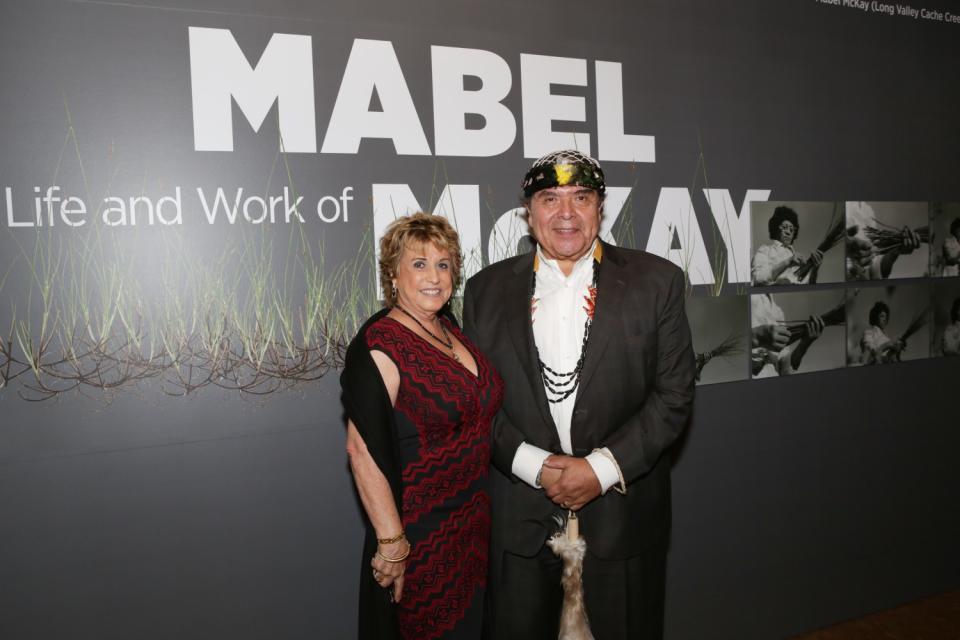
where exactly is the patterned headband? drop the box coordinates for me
[521,150,606,199]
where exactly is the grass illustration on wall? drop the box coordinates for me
[0,104,387,401]
[0,216,386,401]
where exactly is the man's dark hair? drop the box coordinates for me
[768,206,800,241]
[950,217,960,239]
[869,301,890,327]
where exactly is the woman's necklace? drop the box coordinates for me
[394,305,461,362]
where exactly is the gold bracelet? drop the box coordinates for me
[376,543,410,563]
[377,531,406,545]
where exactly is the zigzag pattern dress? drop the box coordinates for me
[365,316,503,640]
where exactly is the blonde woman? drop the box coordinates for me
[341,212,503,639]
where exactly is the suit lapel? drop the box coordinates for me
[574,242,626,408]
[506,253,558,435]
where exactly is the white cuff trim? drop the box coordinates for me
[512,442,551,488]
[587,448,626,495]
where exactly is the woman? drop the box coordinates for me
[341,212,503,639]
[751,206,822,285]
[860,301,904,364]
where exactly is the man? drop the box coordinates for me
[751,205,823,285]
[462,150,695,639]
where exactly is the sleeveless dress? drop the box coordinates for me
[365,316,504,640]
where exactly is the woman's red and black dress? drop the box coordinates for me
[342,309,503,640]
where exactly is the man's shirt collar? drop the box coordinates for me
[533,239,602,278]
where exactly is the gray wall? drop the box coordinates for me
[2,1,959,638]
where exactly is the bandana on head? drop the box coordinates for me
[521,150,606,199]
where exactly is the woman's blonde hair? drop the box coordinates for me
[378,212,463,307]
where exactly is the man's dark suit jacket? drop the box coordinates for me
[462,241,695,560]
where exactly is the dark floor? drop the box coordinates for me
[792,590,960,639]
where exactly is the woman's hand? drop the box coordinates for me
[898,227,921,254]
[371,538,409,602]
[752,323,791,351]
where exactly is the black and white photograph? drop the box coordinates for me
[750,201,845,286]
[846,285,931,366]
[929,202,960,277]
[686,295,749,386]
[845,201,930,281]
[750,289,846,379]
[931,279,960,357]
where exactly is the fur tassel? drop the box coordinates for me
[547,528,594,640]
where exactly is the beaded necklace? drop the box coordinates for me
[530,255,600,403]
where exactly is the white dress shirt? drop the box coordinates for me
[510,241,623,494]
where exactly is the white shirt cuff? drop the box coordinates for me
[586,449,622,494]
[586,448,620,495]
[511,442,552,488]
